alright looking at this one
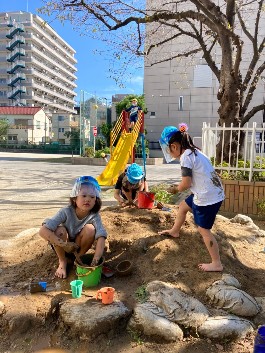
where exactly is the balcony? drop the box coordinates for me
[7,48,25,62]
[8,73,26,87]
[30,34,77,73]
[32,22,77,64]
[6,36,25,51]
[31,58,77,88]
[32,81,75,105]
[6,23,25,39]
[7,86,26,99]
[26,68,77,94]
[7,60,25,74]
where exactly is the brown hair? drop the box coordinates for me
[169,131,199,156]
[70,197,102,213]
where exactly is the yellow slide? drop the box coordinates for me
[97,112,142,186]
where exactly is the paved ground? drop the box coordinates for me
[0,152,182,240]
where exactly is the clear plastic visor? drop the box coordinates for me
[70,183,100,198]
[159,140,175,163]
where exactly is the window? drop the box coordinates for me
[179,96,184,111]
[8,135,17,141]
[36,120,41,129]
[58,128,65,132]
[58,115,64,121]
[150,112,156,118]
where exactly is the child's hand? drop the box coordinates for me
[167,184,178,194]
[91,256,100,267]
[61,242,79,253]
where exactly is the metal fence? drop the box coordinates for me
[201,122,265,181]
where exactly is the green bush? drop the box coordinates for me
[149,183,174,203]
[94,147,110,158]
[257,199,265,215]
[213,158,265,181]
[84,147,94,157]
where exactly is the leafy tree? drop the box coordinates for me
[100,122,113,147]
[39,1,265,162]
[0,119,9,140]
[116,94,146,116]
[64,128,80,150]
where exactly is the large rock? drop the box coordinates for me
[146,281,209,328]
[60,298,131,339]
[128,302,183,342]
[198,315,254,339]
[212,274,241,289]
[253,297,265,326]
[206,283,260,317]
[230,214,265,236]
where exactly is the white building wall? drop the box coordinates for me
[144,1,265,153]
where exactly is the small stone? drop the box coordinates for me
[215,344,223,350]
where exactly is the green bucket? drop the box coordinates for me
[75,254,104,288]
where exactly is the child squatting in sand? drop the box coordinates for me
[158,124,225,272]
[39,176,107,279]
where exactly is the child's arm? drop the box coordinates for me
[39,225,78,252]
[91,237,105,266]
[167,176,192,194]
[178,176,192,192]
[143,180,149,192]
[114,189,127,206]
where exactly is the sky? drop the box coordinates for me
[0,0,144,104]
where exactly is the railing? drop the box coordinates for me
[6,36,25,50]
[202,122,265,181]
[109,110,143,157]
[8,73,26,86]
[110,112,123,155]
[7,48,25,61]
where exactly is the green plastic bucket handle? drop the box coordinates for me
[76,269,94,277]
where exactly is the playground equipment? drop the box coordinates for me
[96,110,147,186]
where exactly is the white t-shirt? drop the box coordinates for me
[180,149,225,206]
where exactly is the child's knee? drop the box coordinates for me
[81,224,96,239]
[55,226,68,241]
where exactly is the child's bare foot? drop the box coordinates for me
[198,262,223,272]
[55,259,67,278]
[158,230,179,238]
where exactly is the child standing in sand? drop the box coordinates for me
[158,124,225,272]
[39,176,107,279]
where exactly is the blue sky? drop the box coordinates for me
[1,0,144,104]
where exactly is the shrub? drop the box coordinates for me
[94,147,110,158]
[257,199,265,215]
[84,147,94,157]
[149,183,174,203]
[213,158,265,182]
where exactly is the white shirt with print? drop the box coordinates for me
[180,149,225,206]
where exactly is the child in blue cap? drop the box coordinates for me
[39,176,107,279]
[114,163,149,206]
[158,124,225,272]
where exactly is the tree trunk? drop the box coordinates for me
[216,78,242,164]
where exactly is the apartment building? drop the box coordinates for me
[144,2,265,155]
[0,11,78,143]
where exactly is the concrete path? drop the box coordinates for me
[0,152,182,240]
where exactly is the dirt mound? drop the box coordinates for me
[0,206,264,353]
